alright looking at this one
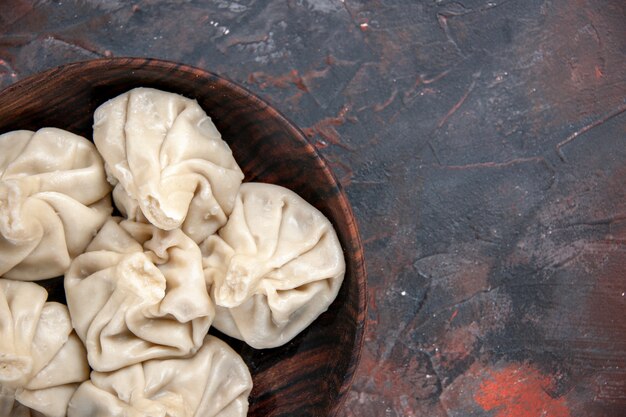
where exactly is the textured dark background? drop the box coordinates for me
[1,1,625,416]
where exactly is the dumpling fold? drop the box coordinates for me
[68,335,252,417]
[93,87,244,243]
[201,182,345,349]
[0,128,112,280]
[65,218,214,372]
[0,279,90,417]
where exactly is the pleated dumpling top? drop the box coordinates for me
[0,128,111,280]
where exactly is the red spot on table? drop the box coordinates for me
[594,65,603,79]
[474,364,571,417]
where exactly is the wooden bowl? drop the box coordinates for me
[0,58,367,417]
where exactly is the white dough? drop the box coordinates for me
[93,87,244,243]
[68,335,252,417]
[0,279,90,417]
[64,218,214,372]
[201,182,345,349]
[0,128,112,280]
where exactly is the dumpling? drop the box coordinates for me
[201,182,345,349]
[64,218,214,372]
[68,335,252,417]
[93,87,244,243]
[0,128,112,280]
[0,279,90,417]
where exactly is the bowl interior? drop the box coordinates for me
[0,58,366,417]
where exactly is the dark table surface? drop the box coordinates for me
[1,1,625,416]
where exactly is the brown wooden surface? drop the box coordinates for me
[0,58,366,417]
[1,1,626,416]
[0,59,367,417]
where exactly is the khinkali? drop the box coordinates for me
[201,182,345,349]
[0,128,112,280]
[64,218,214,372]
[68,335,252,417]
[0,279,90,417]
[93,87,244,243]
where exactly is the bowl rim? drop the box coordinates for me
[1,57,368,417]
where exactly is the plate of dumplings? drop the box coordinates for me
[0,58,367,417]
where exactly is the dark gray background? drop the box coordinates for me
[1,1,625,415]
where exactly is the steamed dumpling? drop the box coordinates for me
[0,128,112,280]
[0,279,90,417]
[64,218,214,372]
[93,87,244,243]
[68,335,252,417]
[201,182,345,349]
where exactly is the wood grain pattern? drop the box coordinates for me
[0,58,367,417]
[1,1,625,415]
